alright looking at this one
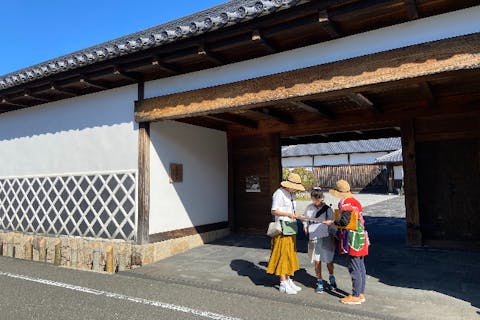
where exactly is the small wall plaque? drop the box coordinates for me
[245,175,261,192]
[170,163,183,182]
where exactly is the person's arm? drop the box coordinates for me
[271,209,301,219]
[322,210,351,227]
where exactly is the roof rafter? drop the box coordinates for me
[205,113,258,128]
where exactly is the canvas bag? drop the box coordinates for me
[266,221,282,237]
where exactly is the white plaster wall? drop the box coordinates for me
[149,121,228,234]
[394,166,404,180]
[0,85,138,177]
[145,6,480,98]
[350,152,389,165]
[282,156,313,168]
[314,154,349,166]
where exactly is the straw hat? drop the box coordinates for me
[329,179,353,198]
[281,173,305,191]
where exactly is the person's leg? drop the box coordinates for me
[315,261,322,280]
[360,257,366,294]
[327,262,336,289]
[347,255,362,297]
[340,255,362,304]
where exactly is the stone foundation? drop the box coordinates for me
[0,229,230,272]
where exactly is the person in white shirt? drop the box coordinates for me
[266,173,305,295]
[303,187,337,293]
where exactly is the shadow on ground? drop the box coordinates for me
[211,206,480,309]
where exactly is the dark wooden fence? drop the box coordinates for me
[313,164,388,193]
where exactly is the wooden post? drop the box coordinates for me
[401,120,422,246]
[54,240,62,266]
[106,246,114,273]
[24,238,33,260]
[92,247,101,271]
[38,239,47,262]
[137,121,150,244]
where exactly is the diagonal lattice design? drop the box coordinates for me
[0,172,136,240]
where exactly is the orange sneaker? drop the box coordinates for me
[340,295,362,305]
[359,294,366,303]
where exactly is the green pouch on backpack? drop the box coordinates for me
[281,220,298,235]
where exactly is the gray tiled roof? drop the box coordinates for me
[282,138,402,157]
[375,149,403,163]
[0,0,305,90]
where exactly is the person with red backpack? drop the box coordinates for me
[323,180,369,305]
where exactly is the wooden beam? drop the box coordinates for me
[197,46,224,65]
[251,107,295,124]
[346,92,382,112]
[137,121,150,244]
[318,10,340,38]
[0,98,27,108]
[152,57,180,75]
[79,78,107,90]
[404,0,419,20]
[206,113,258,128]
[401,119,422,247]
[251,30,277,54]
[418,82,435,108]
[289,100,335,119]
[113,66,141,82]
[23,91,50,103]
[49,83,77,97]
[135,33,480,122]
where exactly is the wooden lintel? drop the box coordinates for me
[206,113,258,128]
[404,0,419,20]
[198,46,223,65]
[318,10,340,38]
[79,78,107,90]
[134,33,480,122]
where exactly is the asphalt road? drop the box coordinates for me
[0,257,383,320]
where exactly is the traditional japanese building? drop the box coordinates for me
[0,0,479,262]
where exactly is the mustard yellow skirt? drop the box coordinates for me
[266,234,299,276]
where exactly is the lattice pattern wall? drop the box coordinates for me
[0,172,136,241]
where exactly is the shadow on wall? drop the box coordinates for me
[0,85,137,142]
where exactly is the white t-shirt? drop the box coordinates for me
[271,188,296,222]
[303,203,334,240]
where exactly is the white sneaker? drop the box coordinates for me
[288,278,302,292]
[279,282,297,294]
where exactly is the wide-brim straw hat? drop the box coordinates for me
[329,179,353,198]
[281,173,305,191]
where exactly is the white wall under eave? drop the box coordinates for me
[0,85,138,177]
[282,156,313,168]
[350,152,389,165]
[145,6,480,99]
[394,165,404,181]
[149,121,228,234]
[314,154,349,166]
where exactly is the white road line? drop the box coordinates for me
[0,271,242,320]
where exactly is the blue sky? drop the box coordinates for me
[0,0,226,76]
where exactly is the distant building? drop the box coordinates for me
[282,138,403,193]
